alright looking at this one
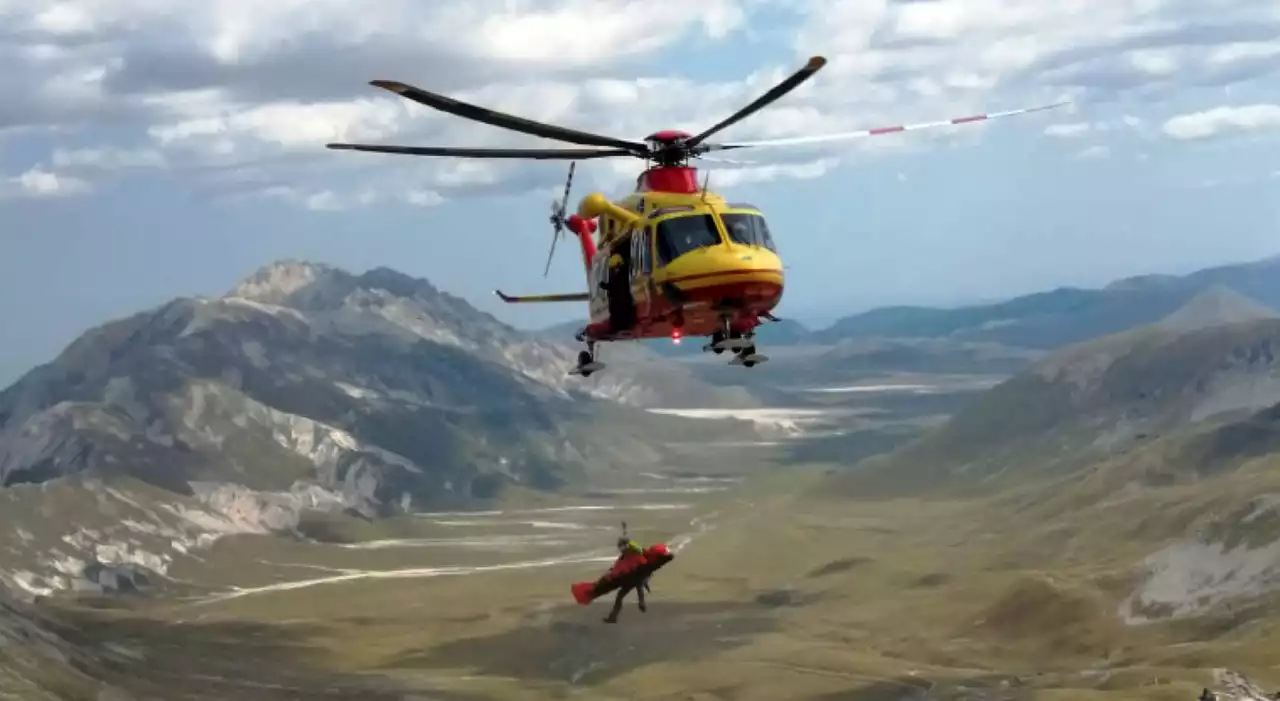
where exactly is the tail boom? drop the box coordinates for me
[567,214,597,275]
[494,291,589,303]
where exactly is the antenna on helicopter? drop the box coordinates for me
[544,162,576,277]
[700,170,711,203]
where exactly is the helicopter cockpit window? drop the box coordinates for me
[655,214,722,264]
[720,212,776,252]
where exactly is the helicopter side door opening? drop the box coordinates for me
[606,227,636,334]
[631,225,653,324]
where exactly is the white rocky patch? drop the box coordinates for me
[180,381,422,476]
[226,260,321,300]
[1214,668,1274,700]
[178,297,309,338]
[356,292,472,350]
[334,381,379,400]
[0,478,360,595]
[4,571,58,598]
[1189,374,1280,423]
[1121,535,1280,623]
[645,407,851,437]
[221,296,309,323]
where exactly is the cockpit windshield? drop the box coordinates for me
[720,212,776,252]
[655,214,722,264]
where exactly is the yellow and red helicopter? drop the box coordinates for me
[328,56,1065,376]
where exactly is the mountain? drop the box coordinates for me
[1155,283,1278,331]
[0,588,133,699]
[229,262,758,409]
[836,289,1280,495]
[815,254,1280,348]
[0,261,771,595]
[805,290,1280,632]
[0,261,760,503]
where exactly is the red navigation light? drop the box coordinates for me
[671,328,682,344]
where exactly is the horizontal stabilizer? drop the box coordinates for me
[494,290,589,303]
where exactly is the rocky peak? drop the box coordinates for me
[226,260,337,305]
[222,261,498,333]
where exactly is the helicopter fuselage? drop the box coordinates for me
[573,165,783,343]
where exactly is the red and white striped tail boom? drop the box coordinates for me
[716,101,1069,150]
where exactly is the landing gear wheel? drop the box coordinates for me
[729,341,769,368]
[703,316,736,354]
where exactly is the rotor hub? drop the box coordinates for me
[643,130,696,167]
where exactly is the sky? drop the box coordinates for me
[2,0,1280,386]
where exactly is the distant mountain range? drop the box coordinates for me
[558,253,1280,355]
[835,285,1280,496]
[814,281,1280,627]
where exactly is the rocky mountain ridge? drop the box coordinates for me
[840,288,1280,494]
[812,288,1280,630]
[0,260,765,596]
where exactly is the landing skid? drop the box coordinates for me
[570,344,605,377]
[704,318,768,368]
[569,360,606,376]
[729,352,769,367]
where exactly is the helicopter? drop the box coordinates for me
[327,56,1066,377]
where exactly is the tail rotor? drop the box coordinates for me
[544,162,576,277]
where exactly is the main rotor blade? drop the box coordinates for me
[371,80,646,151]
[685,56,827,148]
[705,101,1070,151]
[326,143,632,160]
[698,155,758,165]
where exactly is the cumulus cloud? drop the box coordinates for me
[1044,116,1152,141]
[1,0,1278,208]
[1161,104,1280,139]
[0,167,90,198]
[1045,122,1092,137]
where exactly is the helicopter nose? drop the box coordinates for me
[663,246,784,314]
